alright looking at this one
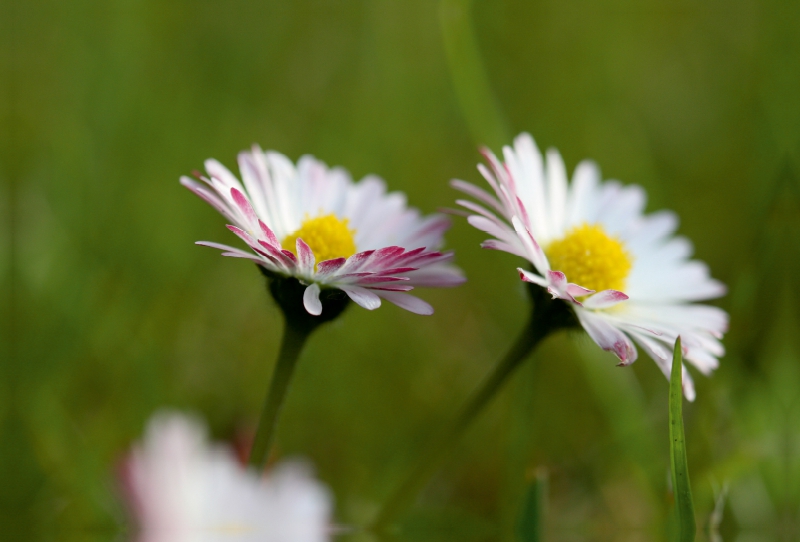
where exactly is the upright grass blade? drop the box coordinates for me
[439,0,510,149]
[516,468,548,542]
[669,337,696,541]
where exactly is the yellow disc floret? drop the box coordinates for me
[545,224,633,294]
[282,214,357,265]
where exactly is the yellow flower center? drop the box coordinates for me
[545,224,632,294]
[282,214,357,264]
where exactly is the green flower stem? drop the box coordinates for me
[371,286,576,532]
[248,320,313,470]
[248,272,350,470]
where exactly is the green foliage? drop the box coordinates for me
[516,469,547,542]
[669,337,696,541]
[3,0,800,540]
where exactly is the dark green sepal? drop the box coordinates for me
[524,278,580,333]
[258,265,350,332]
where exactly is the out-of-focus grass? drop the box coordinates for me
[3,0,800,540]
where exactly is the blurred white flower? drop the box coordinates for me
[454,133,728,400]
[121,411,333,542]
[182,148,465,316]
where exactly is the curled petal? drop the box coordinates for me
[544,270,586,306]
[303,283,323,316]
[518,268,547,287]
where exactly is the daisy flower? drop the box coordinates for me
[181,147,465,317]
[453,133,728,400]
[121,411,333,542]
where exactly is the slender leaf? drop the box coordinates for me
[439,0,510,149]
[670,337,696,541]
[516,468,547,542]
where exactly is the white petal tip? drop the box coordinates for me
[303,284,323,316]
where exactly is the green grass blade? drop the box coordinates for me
[439,0,510,149]
[669,337,696,541]
[516,468,547,542]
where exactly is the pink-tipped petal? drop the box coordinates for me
[546,270,568,298]
[356,276,410,285]
[256,240,294,270]
[450,179,506,215]
[295,239,315,274]
[339,250,375,274]
[196,240,246,253]
[404,266,466,288]
[511,216,549,273]
[258,220,279,247]
[467,215,509,239]
[515,196,531,232]
[230,187,259,226]
[226,224,256,244]
[226,225,270,257]
[204,158,244,191]
[543,270,586,306]
[455,199,502,222]
[481,239,527,258]
[566,284,595,298]
[181,177,237,222]
[518,268,548,287]
[367,246,405,269]
[280,249,299,265]
[576,310,638,364]
[303,283,323,316]
[378,291,434,315]
[316,258,347,276]
[583,289,629,310]
[221,252,269,264]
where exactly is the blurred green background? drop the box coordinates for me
[3,0,800,540]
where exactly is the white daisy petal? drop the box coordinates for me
[681,365,696,401]
[180,177,238,223]
[122,411,333,539]
[303,283,323,316]
[237,150,270,221]
[576,310,638,365]
[204,159,245,194]
[457,132,728,399]
[377,291,434,315]
[565,160,600,228]
[510,133,550,241]
[341,286,382,310]
[597,184,646,234]
[545,148,568,238]
[450,179,506,215]
[511,216,549,273]
[624,210,678,250]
